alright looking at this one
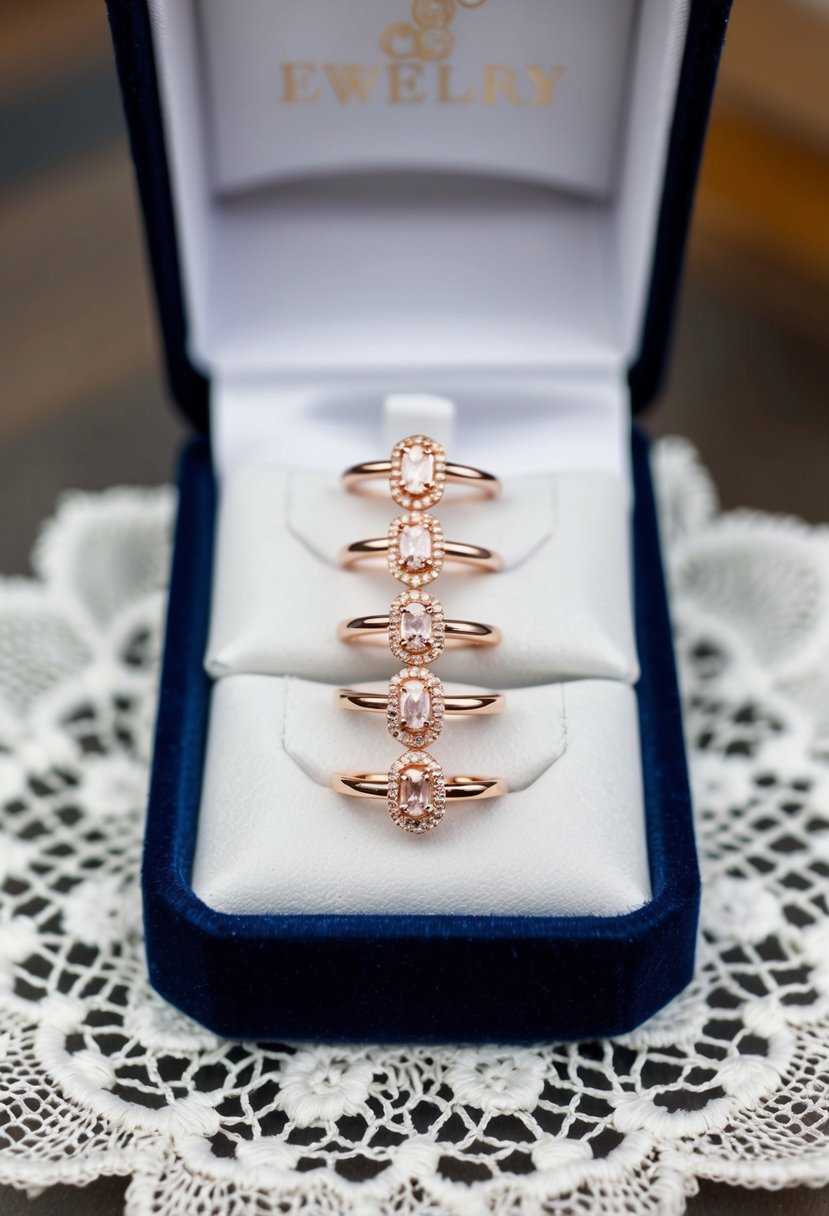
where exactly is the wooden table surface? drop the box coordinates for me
[0,1,827,1213]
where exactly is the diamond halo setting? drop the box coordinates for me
[388,589,446,665]
[387,512,445,587]
[389,435,447,510]
[387,667,445,748]
[388,750,446,833]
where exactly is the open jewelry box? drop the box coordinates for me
[107,0,731,1040]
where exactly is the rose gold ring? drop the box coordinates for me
[338,590,500,664]
[340,512,501,587]
[337,668,504,748]
[342,434,500,509]
[331,750,508,833]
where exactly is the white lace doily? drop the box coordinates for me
[0,439,828,1216]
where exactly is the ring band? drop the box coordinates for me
[342,434,500,509]
[332,750,507,833]
[337,667,504,748]
[332,774,507,800]
[337,690,504,715]
[340,616,500,645]
[342,538,500,570]
[339,589,500,665]
[340,513,501,587]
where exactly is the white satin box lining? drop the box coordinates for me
[148,0,690,379]
[204,463,638,687]
[191,675,650,918]
[200,0,636,199]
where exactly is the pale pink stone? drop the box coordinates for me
[401,445,434,495]
[399,523,432,571]
[399,766,432,819]
[400,680,431,730]
[401,602,431,650]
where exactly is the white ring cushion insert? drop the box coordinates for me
[190,674,649,917]
[196,448,650,918]
[205,466,639,687]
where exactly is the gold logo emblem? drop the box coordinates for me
[279,0,565,108]
[380,0,488,64]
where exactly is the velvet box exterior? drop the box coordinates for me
[106,0,732,1041]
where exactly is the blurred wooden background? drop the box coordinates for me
[0,0,827,1212]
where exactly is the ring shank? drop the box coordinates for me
[331,773,507,800]
[340,537,501,572]
[337,689,504,715]
[339,616,501,647]
[343,459,500,500]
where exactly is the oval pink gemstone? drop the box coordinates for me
[399,523,432,571]
[399,765,432,819]
[401,601,432,650]
[400,679,431,730]
[401,445,434,495]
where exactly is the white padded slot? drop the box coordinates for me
[382,394,456,452]
[210,371,632,481]
[191,675,650,917]
[283,677,566,790]
[205,464,638,687]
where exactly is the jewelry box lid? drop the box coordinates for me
[105,0,731,431]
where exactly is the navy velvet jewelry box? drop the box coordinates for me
[106,0,731,1041]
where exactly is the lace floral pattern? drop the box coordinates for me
[0,443,827,1214]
